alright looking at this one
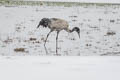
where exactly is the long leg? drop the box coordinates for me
[44,30,52,46]
[56,31,60,55]
[44,30,52,54]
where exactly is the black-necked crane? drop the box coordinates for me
[37,18,80,55]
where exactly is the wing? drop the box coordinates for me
[49,18,69,30]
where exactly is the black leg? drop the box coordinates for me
[56,31,60,55]
[44,30,52,46]
[44,30,52,55]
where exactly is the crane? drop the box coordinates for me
[37,18,80,55]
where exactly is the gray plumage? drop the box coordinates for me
[37,18,80,55]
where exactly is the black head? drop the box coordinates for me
[72,27,80,38]
[37,18,50,28]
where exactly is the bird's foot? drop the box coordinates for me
[70,38,75,40]
[53,54,61,56]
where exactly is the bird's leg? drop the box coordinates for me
[44,30,52,55]
[56,31,60,56]
[44,45,48,55]
[44,30,52,46]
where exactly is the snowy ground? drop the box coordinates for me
[0,4,120,56]
[0,56,120,80]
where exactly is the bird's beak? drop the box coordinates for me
[37,23,40,28]
[78,32,80,38]
[78,34,80,38]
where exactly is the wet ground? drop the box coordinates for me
[0,4,120,56]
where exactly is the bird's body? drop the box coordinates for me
[49,18,69,31]
[37,18,80,55]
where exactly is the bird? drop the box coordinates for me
[37,18,80,55]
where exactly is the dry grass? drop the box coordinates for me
[106,31,116,36]
[29,37,37,41]
[14,48,25,52]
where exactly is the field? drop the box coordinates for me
[0,1,120,80]
[0,2,120,56]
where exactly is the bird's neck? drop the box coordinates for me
[66,29,74,33]
[70,28,76,33]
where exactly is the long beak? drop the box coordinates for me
[78,33,80,38]
[37,23,40,28]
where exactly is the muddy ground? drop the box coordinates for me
[0,4,120,56]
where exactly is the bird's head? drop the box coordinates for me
[37,18,50,28]
[72,27,80,38]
